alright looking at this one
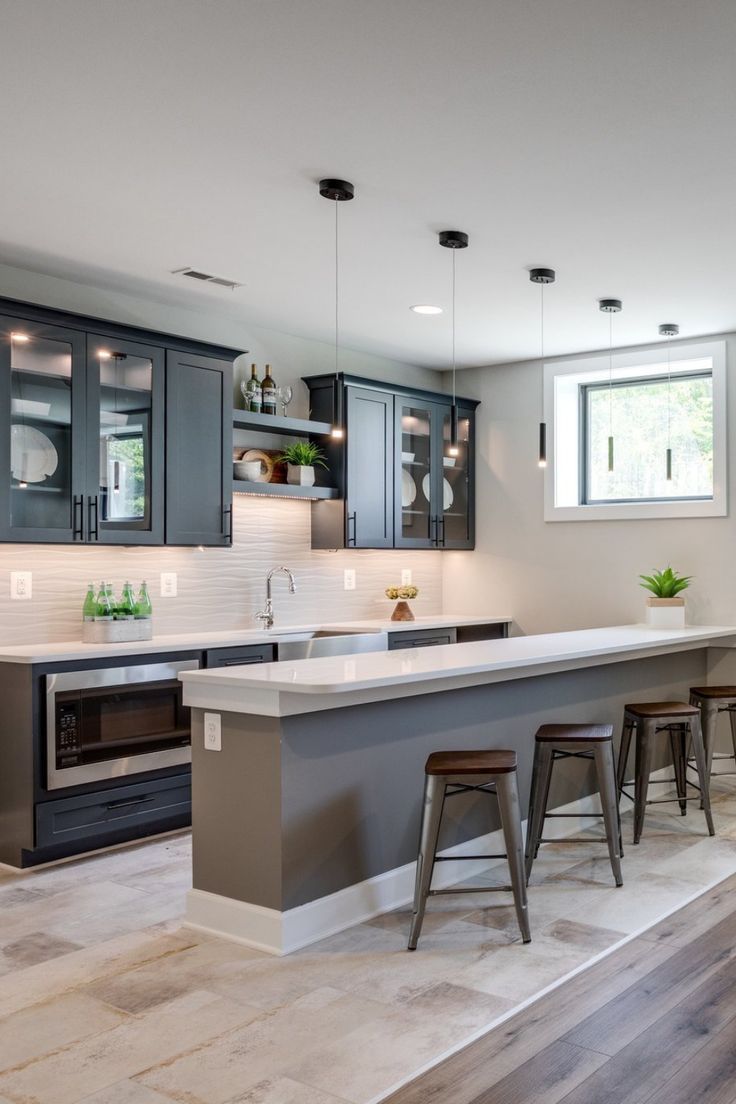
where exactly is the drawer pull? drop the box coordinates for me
[104,795,156,811]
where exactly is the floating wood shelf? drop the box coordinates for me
[232,479,339,501]
[233,410,332,437]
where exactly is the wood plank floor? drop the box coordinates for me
[385,875,736,1104]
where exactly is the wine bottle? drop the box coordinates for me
[136,581,153,620]
[82,583,97,622]
[262,364,277,416]
[243,364,262,414]
[95,582,112,621]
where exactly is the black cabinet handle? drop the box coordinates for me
[347,511,357,547]
[438,516,446,547]
[87,495,98,541]
[223,504,232,542]
[104,795,155,811]
[73,495,84,541]
[430,516,438,546]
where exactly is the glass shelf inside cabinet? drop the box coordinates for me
[10,335,73,529]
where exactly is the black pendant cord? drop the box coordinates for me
[451,248,456,407]
[334,199,339,382]
[539,281,546,467]
[608,310,614,472]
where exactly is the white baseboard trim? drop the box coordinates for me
[185,788,612,955]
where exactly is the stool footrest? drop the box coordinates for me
[543,812,606,818]
[429,885,512,896]
[537,837,609,845]
[434,853,507,862]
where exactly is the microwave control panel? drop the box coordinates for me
[56,700,81,768]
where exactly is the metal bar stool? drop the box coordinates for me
[616,701,714,844]
[407,749,530,950]
[689,686,736,797]
[525,724,623,887]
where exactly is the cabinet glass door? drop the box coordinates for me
[395,400,438,547]
[0,318,86,542]
[87,336,164,543]
[438,406,474,548]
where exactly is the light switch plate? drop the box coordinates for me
[344,568,356,591]
[203,712,222,751]
[401,569,413,585]
[160,572,178,598]
[10,572,32,600]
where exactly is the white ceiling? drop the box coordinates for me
[1,0,735,369]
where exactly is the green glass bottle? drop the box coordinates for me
[119,581,136,621]
[136,580,153,620]
[105,581,119,620]
[83,583,97,622]
[242,363,262,414]
[95,582,112,621]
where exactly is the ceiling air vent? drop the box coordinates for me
[171,267,243,290]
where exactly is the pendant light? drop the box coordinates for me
[599,298,622,471]
[319,178,355,438]
[659,322,679,480]
[530,268,555,467]
[438,229,468,456]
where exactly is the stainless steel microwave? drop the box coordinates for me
[45,659,199,790]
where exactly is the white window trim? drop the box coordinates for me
[543,339,727,522]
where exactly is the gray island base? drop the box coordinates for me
[181,625,736,954]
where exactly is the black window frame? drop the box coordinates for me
[580,369,714,506]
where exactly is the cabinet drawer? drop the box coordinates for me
[36,776,191,849]
[387,628,457,650]
[205,645,275,667]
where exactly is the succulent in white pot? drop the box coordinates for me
[639,567,692,628]
[277,442,328,487]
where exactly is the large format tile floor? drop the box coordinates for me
[1,777,736,1104]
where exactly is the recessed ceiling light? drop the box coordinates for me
[410,304,443,315]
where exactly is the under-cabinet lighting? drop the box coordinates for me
[410,304,443,315]
[233,489,325,501]
[97,349,112,360]
[10,332,30,343]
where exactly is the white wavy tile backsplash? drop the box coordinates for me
[0,497,443,644]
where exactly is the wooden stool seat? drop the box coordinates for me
[526,723,622,887]
[425,749,517,775]
[690,686,736,700]
[408,749,529,950]
[535,723,613,743]
[618,702,714,844]
[624,701,698,718]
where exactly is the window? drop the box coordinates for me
[544,340,726,521]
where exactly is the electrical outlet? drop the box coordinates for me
[343,568,356,591]
[10,572,32,600]
[160,572,178,598]
[203,712,222,751]
[401,568,413,586]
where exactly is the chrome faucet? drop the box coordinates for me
[255,566,296,629]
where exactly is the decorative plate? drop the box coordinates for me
[10,424,58,483]
[401,469,417,508]
[421,473,454,510]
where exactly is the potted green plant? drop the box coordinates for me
[639,567,692,628]
[277,442,328,488]
[385,584,419,622]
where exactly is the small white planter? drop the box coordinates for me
[645,597,686,628]
[287,464,315,487]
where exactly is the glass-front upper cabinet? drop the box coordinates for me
[395,399,443,548]
[437,403,475,549]
[86,335,165,544]
[0,316,87,542]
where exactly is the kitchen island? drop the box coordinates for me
[181,624,736,954]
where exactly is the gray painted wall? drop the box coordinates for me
[442,333,736,635]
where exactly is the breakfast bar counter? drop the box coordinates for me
[181,625,736,954]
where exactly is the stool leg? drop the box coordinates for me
[669,725,688,816]
[497,772,531,943]
[617,717,633,795]
[633,720,654,845]
[700,700,719,808]
[408,774,446,951]
[525,742,553,884]
[594,741,624,887]
[689,715,715,837]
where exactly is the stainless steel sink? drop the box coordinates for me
[276,630,388,661]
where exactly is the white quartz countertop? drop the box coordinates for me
[180,624,736,717]
[0,614,510,664]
